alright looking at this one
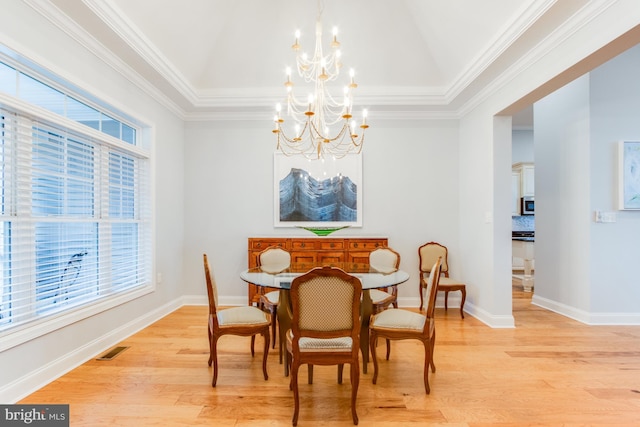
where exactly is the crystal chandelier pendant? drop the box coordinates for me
[273,6,368,160]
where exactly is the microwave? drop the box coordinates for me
[521,196,534,215]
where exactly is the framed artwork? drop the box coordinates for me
[618,141,640,210]
[274,153,363,228]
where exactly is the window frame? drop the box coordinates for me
[0,53,154,352]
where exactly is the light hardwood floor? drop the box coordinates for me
[20,289,640,426]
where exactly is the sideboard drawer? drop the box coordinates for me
[319,240,344,250]
[348,239,386,250]
[250,239,288,250]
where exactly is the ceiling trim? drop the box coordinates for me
[24,0,186,119]
[443,0,557,103]
[458,0,620,118]
[83,0,200,105]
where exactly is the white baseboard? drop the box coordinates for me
[532,294,640,325]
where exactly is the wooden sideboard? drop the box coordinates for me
[247,236,388,305]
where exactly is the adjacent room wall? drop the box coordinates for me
[533,75,592,317]
[532,44,640,323]
[588,44,640,318]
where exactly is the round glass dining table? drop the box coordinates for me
[240,262,410,374]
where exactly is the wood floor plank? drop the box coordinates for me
[19,291,640,425]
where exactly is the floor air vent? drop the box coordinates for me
[97,346,129,361]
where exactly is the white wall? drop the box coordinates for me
[533,75,592,316]
[512,130,534,163]
[589,44,640,317]
[183,119,460,307]
[0,1,185,401]
[532,45,640,323]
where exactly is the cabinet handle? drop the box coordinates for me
[330,243,335,248]
[301,243,305,248]
[354,243,358,248]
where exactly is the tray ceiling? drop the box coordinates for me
[37,0,593,120]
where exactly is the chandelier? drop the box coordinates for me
[272,4,369,159]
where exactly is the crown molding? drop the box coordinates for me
[458,0,620,118]
[82,0,200,105]
[444,0,557,103]
[23,0,186,119]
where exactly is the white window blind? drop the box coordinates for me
[0,105,151,335]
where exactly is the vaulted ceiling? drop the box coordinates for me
[37,0,594,121]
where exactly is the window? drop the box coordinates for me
[0,56,152,346]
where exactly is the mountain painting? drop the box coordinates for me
[279,168,357,222]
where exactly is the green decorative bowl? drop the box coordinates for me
[297,226,350,236]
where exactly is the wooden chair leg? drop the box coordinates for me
[261,330,269,381]
[207,328,213,367]
[370,333,379,385]
[211,337,219,387]
[423,339,431,394]
[350,361,359,425]
[291,359,300,426]
[459,288,466,319]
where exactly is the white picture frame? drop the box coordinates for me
[274,153,363,228]
[618,141,640,210]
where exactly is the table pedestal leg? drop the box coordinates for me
[277,289,292,376]
[360,290,373,374]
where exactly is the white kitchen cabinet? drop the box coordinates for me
[520,164,535,197]
[512,172,521,216]
[512,163,535,214]
[512,162,534,197]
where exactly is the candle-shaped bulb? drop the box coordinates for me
[292,30,301,50]
[306,94,314,114]
[284,66,293,87]
[331,26,340,48]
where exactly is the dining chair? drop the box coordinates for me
[286,266,362,426]
[203,253,271,387]
[257,246,291,362]
[368,247,401,312]
[418,241,466,318]
[369,257,442,394]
